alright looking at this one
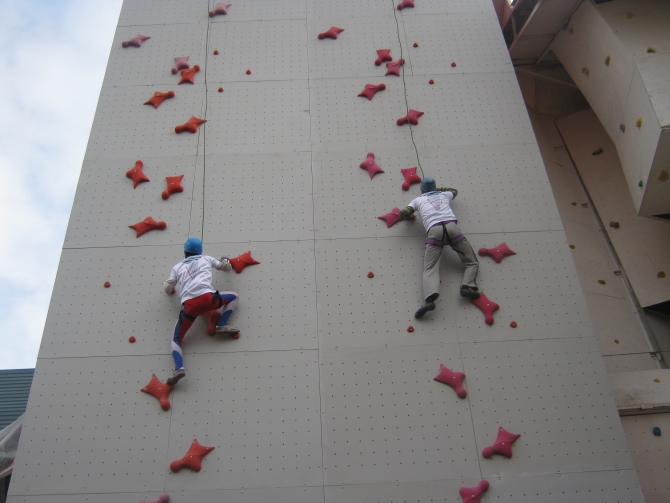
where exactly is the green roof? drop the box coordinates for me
[0,369,34,430]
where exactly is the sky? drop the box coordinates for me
[0,0,123,369]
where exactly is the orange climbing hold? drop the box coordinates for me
[126,160,150,188]
[229,251,260,274]
[129,217,167,238]
[141,374,173,411]
[144,91,175,109]
[170,439,215,472]
[162,175,184,200]
[175,116,207,134]
[179,65,200,85]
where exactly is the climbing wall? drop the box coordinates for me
[8,1,645,503]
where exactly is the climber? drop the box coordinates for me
[163,237,240,386]
[397,177,480,319]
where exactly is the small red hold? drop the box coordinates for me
[413,42,419,48]
[129,217,167,238]
[175,116,207,134]
[478,242,516,264]
[358,83,386,101]
[459,480,489,503]
[246,69,251,75]
[178,65,200,85]
[126,160,150,188]
[368,271,374,278]
[162,175,184,200]
[104,281,111,288]
[429,79,434,84]
[434,363,467,398]
[140,494,170,503]
[318,26,345,40]
[385,59,405,76]
[451,61,457,67]
[171,56,190,75]
[471,292,499,326]
[375,49,393,66]
[229,251,260,274]
[170,439,215,472]
[213,50,219,55]
[360,152,385,179]
[397,0,415,10]
[378,207,402,228]
[482,426,521,459]
[141,374,173,411]
[407,326,414,333]
[122,34,150,48]
[397,109,424,126]
[129,336,136,343]
[510,321,517,328]
[144,91,175,109]
[218,87,224,92]
[401,167,422,191]
[209,3,231,16]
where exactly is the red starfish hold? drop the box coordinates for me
[209,3,231,16]
[162,175,184,200]
[459,480,489,503]
[482,426,521,459]
[358,83,386,101]
[375,49,393,66]
[144,91,175,109]
[179,65,200,85]
[401,167,421,190]
[175,116,207,134]
[397,109,424,126]
[122,34,150,48]
[378,207,402,228]
[433,363,467,398]
[141,374,174,411]
[170,439,215,472]
[129,217,167,238]
[171,56,190,74]
[397,0,415,10]
[471,292,499,326]
[126,160,150,188]
[360,152,385,179]
[318,26,344,40]
[478,242,517,264]
[229,251,260,274]
[385,58,405,76]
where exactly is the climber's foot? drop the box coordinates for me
[414,302,435,319]
[167,368,185,386]
[460,286,480,300]
[216,325,240,336]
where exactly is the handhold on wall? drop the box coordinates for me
[459,480,489,503]
[144,91,175,109]
[478,242,517,264]
[413,42,418,48]
[591,147,603,155]
[659,271,666,278]
[638,180,644,187]
[598,279,606,284]
[429,79,434,84]
[360,152,385,179]
[209,3,231,16]
[129,336,136,343]
[179,65,201,85]
[385,59,405,76]
[625,11,634,19]
[646,47,656,53]
[213,50,219,55]
[636,117,642,127]
[358,83,386,101]
[433,363,467,398]
[397,109,424,126]
[368,271,374,278]
[609,221,620,229]
[620,124,626,133]
[569,244,575,249]
[175,116,207,134]
[318,26,344,40]
[397,0,415,10]
[162,175,184,200]
[604,55,610,65]
[451,61,457,67]
[229,251,260,274]
[471,292,499,326]
[653,426,661,436]
[104,281,111,288]
[129,217,167,238]
[126,160,150,188]
[581,67,589,76]
[170,439,215,472]
[375,49,393,66]
[378,207,402,228]
[659,170,669,181]
[246,69,251,75]
[141,374,173,411]
[510,321,517,328]
[218,87,224,92]
[171,56,190,75]
[140,494,169,503]
[122,34,150,48]
[401,167,421,191]
[482,426,521,459]
[407,326,414,333]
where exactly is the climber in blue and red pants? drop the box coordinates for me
[163,237,240,386]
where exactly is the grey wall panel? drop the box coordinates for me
[324,479,458,503]
[209,0,306,22]
[389,0,491,15]
[119,0,209,27]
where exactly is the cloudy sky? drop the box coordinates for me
[0,0,123,369]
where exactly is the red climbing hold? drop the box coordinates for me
[471,292,499,326]
[413,42,419,48]
[407,326,414,333]
[162,175,184,200]
[459,480,489,503]
[140,494,170,503]
[229,251,260,274]
[126,160,150,188]
[104,281,111,288]
[358,83,386,101]
[213,50,219,55]
[122,34,150,48]
[141,374,173,411]
[218,87,224,92]
[482,426,520,459]
[368,271,374,278]
[433,363,467,398]
[397,109,424,126]
[129,336,136,343]
[510,321,517,328]
[375,49,393,66]
[385,59,405,76]
[360,152,385,179]
[170,439,215,472]
[451,61,457,67]
[478,242,516,263]
[144,91,175,109]
[246,69,251,75]
[171,56,190,75]
[397,0,415,10]
[318,26,344,40]
[175,116,207,134]
[129,217,167,238]
[209,3,231,16]
[429,79,434,84]
[378,207,402,228]
[401,167,422,191]
[178,65,200,85]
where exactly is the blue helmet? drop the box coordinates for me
[184,237,203,254]
[420,177,436,192]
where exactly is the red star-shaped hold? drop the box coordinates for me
[397,0,415,10]
[129,217,167,238]
[140,494,170,503]
[126,160,150,188]
[171,56,190,75]
[360,152,385,179]
[433,363,467,398]
[375,49,392,66]
[230,251,260,274]
[459,480,489,503]
[144,91,175,109]
[170,439,215,472]
[175,116,207,134]
[358,83,386,101]
[478,242,517,264]
[397,109,424,126]
[122,34,150,48]
[209,3,231,16]
[178,65,200,85]
[401,167,422,190]
[141,374,174,411]
[318,26,344,40]
[482,426,521,459]
[471,292,499,326]
[162,175,184,200]
[378,207,402,228]
[385,58,405,76]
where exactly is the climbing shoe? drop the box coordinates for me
[414,302,435,319]
[167,368,185,386]
[216,325,240,336]
[460,285,481,300]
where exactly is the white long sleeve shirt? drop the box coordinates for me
[164,255,231,302]
[407,190,457,230]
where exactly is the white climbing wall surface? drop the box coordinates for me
[8,1,645,503]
